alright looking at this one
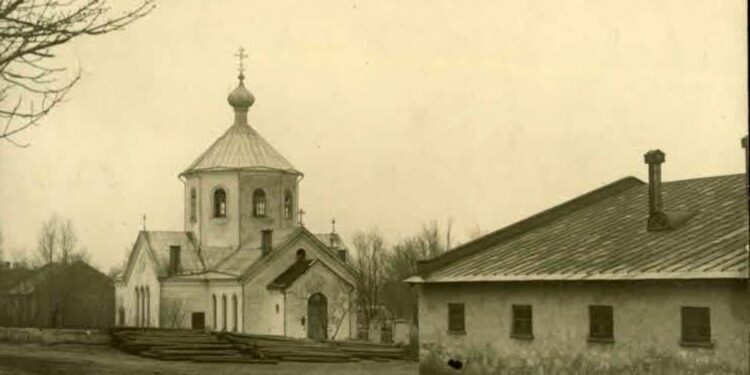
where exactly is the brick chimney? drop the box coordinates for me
[169,245,181,276]
[644,150,665,217]
[261,229,273,256]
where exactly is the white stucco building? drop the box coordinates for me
[114,70,357,341]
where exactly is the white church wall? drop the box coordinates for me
[238,170,299,245]
[198,171,240,248]
[160,280,209,329]
[117,238,161,327]
[242,233,356,339]
[285,262,355,340]
[207,283,243,332]
[183,176,201,241]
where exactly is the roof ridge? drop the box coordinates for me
[661,172,745,184]
[415,176,645,277]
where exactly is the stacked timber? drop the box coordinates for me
[222,332,409,363]
[110,328,276,364]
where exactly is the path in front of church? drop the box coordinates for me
[0,343,417,375]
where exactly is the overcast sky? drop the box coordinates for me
[0,0,746,271]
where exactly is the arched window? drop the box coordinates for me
[253,189,267,217]
[141,287,146,327]
[296,248,306,262]
[145,287,150,327]
[222,295,227,331]
[232,295,238,332]
[134,287,140,327]
[212,295,217,330]
[213,188,227,218]
[190,188,197,222]
[284,191,293,220]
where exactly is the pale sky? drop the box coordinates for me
[0,0,746,272]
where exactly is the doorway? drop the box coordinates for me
[307,293,328,341]
[191,312,205,330]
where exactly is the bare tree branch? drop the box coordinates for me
[0,0,155,146]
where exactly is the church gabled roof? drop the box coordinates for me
[180,123,301,177]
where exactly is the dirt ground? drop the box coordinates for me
[0,343,418,375]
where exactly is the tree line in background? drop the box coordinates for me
[350,219,485,334]
[0,214,89,269]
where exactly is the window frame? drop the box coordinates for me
[253,189,267,218]
[511,304,533,339]
[680,306,712,347]
[588,305,614,343]
[213,188,227,218]
[447,303,465,334]
[283,191,293,220]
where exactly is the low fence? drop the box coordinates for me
[0,327,110,345]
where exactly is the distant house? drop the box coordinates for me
[0,261,114,329]
[407,143,749,375]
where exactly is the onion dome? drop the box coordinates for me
[227,73,255,109]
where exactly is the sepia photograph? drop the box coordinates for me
[0,1,747,374]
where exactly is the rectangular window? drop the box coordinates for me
[447,303,465,333]
[681,306,711,346]
[589,305,614,342]
[512,304,533,339]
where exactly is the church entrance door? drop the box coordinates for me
[191,312,205,330]
[307,293,328,341]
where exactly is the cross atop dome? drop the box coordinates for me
[235,47,248,81]
[227,47,255,113]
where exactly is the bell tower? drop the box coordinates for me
[180,48,303,249]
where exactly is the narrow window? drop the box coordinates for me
[447,303,465,333]
[589,305,614,342]
[135,287,140,327]
[145,287,151,327]
[213,189,227,218]
[512,305,533,339]
[284,191,293,220]
[190,188,197,222]
[232,295,238,332]
[253,189,267,217]
[212,295,217,330]
[681,307,711,346]
[222,295,227,331]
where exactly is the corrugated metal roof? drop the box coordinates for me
[143,231,204,277]
[267,259,316,290]
[212,228,298,275]
[416,174,749,282]
[181,124,301,176]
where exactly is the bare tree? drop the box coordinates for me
[160,298,187,328]
[0,0,155,146]
[352,227,387,335]
[35,214,86,265]
[381,221,447,323]
[467,224,486,241]
[36,214,58,264]
[59,218,76,263]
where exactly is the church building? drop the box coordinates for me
[114,64,357,341]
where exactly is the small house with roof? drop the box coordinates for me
[407,140,749,374]
[114,68,357,341]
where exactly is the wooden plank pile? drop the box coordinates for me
[110,328,276,364]
[221,332,409,363]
